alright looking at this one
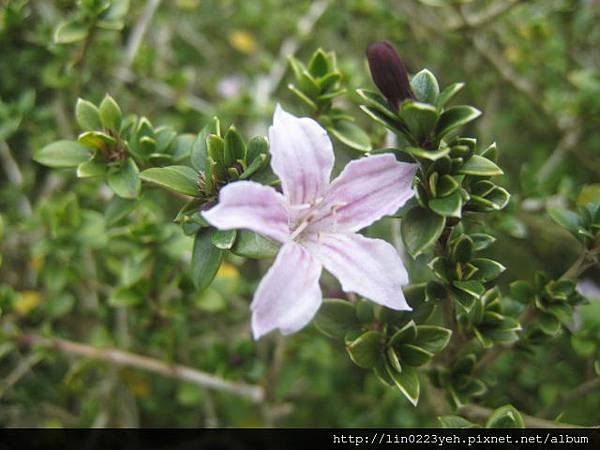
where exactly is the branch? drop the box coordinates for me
[116,0,162,80]
[458,404,582,428]
[16,335,265,403]
[447,0,529,31]
[539,378,600,419]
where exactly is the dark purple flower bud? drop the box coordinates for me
[366,41,414,110]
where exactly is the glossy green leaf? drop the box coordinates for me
[107,158,141,199]
[471,258,506,282]
[314,299,360,339]
[404,146,450,161]
[329,120,372,152]
[429,191,463,218]
[401,206,445,258]
[230,230,279,259]
[34,140,91,168]
[346,331,382,369]
[438,415,477,428]
[211,229,237,249]
[485,405,525,428]
[547,207,582,233]
[414,326,452,354]
[411,69,439,104]
[436,82,465,108]
[191,228,223,291]
[140,165,199,196]
[389,320,418,345]
[77,157,106,178]
[191,118,220,172]
[386,364,420,406]
[398,101,438,142]
[99,94,122,131]
[398,344,433,366]
[224,126,246,166]
[459,155,503,176]
[75,98,102,131]
[435,105,481,139]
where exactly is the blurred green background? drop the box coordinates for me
[0,0,599,427]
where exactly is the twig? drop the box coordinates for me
[16,334,265,403]
[447,0,529,31]
[539,378,600,419]
[117,0,162,78]
[459,404,582,428]
[0,352,44,399]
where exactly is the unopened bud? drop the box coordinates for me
[366,41,414,110]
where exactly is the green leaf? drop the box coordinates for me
[54,20,88,44]
[287,84,318,110]
[359,105,407,135]
[246,136,269,163]
[355,89,398,121]
[99,94,122,131]
[414,325,452,353]
[398,101,439,142]
[230,230,279,259]
[346,331,382,369]
[404,146,450,161]
[411,69,439,104]
[308,48,329,78]
[107,158,141,199]
[389,320,418,345]
[191,118,220,172]
[471,258,506,282]
[77,157,106,178]
[397,344,434,366]
[385,364,420,406]
[437,174,460,196]
[314,299,360,339]
[451,234,473,263]
[401,207,445,258]
[435,105,481,139]
[140,165,199,196]
[436,82,465,108]
[547,207,582,233]
[78,131,116,149]
[224,126,246,166]
[429,191,463,218]
[538,313,561,335]
[459,155,503,176]
[105,196,137,226]
[75,98,102,131]
[191,229,223,291]
[34,140,91,168]
[438,415,477,428]
[485,405,525,428]
[211,229,237,250]
[328,121,372,152]
[453,280,485,298]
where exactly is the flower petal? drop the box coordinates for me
[202,180,289,242]
[305,232,411,311]
[251,242,322,339]
[268,104,334,206]
[311,154,417,233]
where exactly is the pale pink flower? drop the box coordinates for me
[203,105,418,339]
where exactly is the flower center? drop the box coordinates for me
[288,198,324,241]
[288,197,345,241]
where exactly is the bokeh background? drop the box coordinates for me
[1,0,599,427]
